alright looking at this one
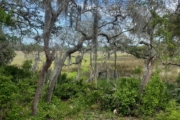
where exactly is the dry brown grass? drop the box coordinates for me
[11,51,180,82]
[11,51,26,65]
[159,65,180,82]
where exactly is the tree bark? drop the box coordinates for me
[46,59,65,103]
[31,0,71,115]
[32,59,52,116]
[92,10,99,85]
[139,56,157,93]
[76,54,84,81]
[46,36,88,102]
[88,50,93,82]
[76,59,82,81]
[114,49,117,80]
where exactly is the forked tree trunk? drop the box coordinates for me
[46,59,65,103]
[32,59,52,115]
[31,0,75,115]
[139,26,157,93]
[46,37,87,102]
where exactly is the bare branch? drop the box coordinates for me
[99,28,133,42]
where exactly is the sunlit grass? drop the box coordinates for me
[11,51,26,65]
[11,51,180,82]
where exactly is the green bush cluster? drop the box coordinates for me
[1,61,179,119]
[156,100,180,120]
[0,60,36,119]
[99,78,140,116]
[53,73,172,117]
[0,60,32,83]
[139,73,172,116]
[54,73,89,100]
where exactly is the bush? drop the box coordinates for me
[156,100,180,120]
[134,66,142,75]
[100,78,140,116]
[0,62,37,119]
[21,60,32,71]
[0,76,17,119]
[1,60,32,82]
[140,73,171,116]
[54,73,89,100]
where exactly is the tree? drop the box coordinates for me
[46,0,132,102]
[0,6,16,66]
[127,0,178,92]
[32,0,72,116]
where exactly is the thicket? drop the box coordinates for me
[0,61,180,119]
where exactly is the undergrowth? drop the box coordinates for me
[0,60,179,119]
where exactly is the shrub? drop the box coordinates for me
[134,65,142,75]
[21,60,32,71]
[0,63,37,119]
[54,73,89,100]
[1,60,32,82]
[100,78,140,116]
[140,73,171,116]
[0,76,17,119]
[156,100,180,120]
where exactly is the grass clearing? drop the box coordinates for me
[11,51,180,82]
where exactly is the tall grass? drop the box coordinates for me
[12,51,180,82]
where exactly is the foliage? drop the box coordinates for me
[22,60,33,70]
[0,76,16,119]
[156,100,180,120]
[54,73,89,100]
[100,78,140,116]
[0,7,16,66]
[1,60,32,82]
[0,7,14,26]
[34,97,69,119]
[128,46,148,59]
[134,65,142,75]
[0,35,16,66]
[20,43,43,54]
[139,73,171,116]
[0,74,37,119]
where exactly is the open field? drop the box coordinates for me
[11,51,27,65]
[11,51,180,82]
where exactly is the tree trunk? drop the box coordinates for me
[46,55,67,103]
[68,55,71,72]
[92,10,99,85]
[76,61,82,81]
[76,54,83,81]
[107,64,110,82]
[46,64,62,103]
[113,49,117,80]
[139,57,156,93]
[32,59,52,116]
[46,37,86,102]
[31,0,71,115]
[88,49,93,82]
